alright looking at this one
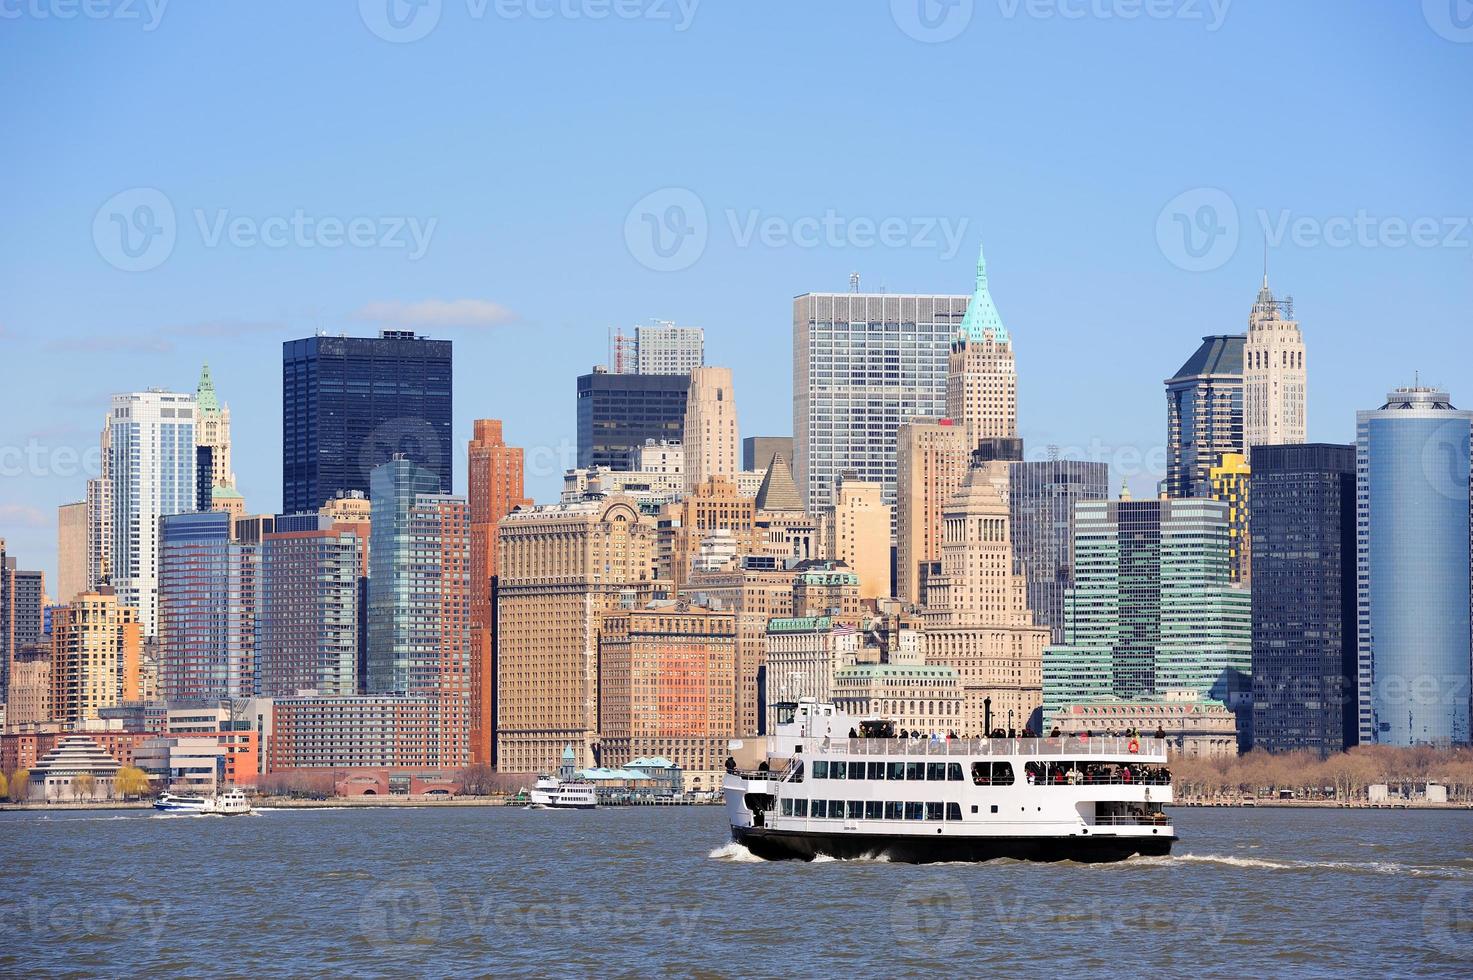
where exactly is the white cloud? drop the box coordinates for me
[0,504,48,528]
[351,299,518,330]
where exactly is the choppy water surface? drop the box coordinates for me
[6,805,1470,977]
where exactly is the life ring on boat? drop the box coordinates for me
[1128,739,1140,754]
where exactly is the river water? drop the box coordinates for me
[6,805,1470,977]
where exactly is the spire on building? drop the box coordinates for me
[196,363,221,415]
[754,452,804,513]
[1119,478,1132,502]
[957,242,1009,344]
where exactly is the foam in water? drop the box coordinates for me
[708,841,766,863]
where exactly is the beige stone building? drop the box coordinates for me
[7,643,52,727]
[821,476,891,601]
[752,454,822,564]
[49,589,141,727]
[683,367,739,497]
[922,461,1049,734]
[895,418,969,606]
[597,599,736,779]
[1244,274,1307,452]
[1049,691,1239,759]
[496,496,660,772]
[764,616,859,732]
[658,477,755,591]
[946,245,1018,451]
[791,563,864,625]
[56,501,88,604]
[832,662,963,735]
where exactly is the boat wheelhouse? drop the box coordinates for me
[723,699,1175,863]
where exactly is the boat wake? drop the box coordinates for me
[708,841,767,863]
[1101,852,1471,878]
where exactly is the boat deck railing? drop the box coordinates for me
[808,736,1170,758]
[1091,814,1172,827]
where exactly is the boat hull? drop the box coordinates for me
[731,825,1174,863]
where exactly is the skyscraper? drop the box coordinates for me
[683,366,739,496]
[793,287,969,519]
[194,363,237,511]
[0,541,43,698]
[1243,276,1306,452]
[1165,335,1245,499]
[50,589,140,727]
[576,369,689,470]
[895,418,969,605]
[1209,452,1252,585]
[158,511,258,702]
[1008,457,1110,642]
[1356,386,1472,746]
[282,331,453,515]
[56,501,88,604]
[612,321,704,376]
[822,475,892,601]
[1250,443,1357,754]
[1043,497,1251,733]
[109,389,198,637]
[86,415,111,591]
[467,419,529,766]
[257,518,367,698]
[947,244,1018,450]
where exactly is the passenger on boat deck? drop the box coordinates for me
[1050,727,1062,738]
[725,756,736,773]
[1155,725,1167,740]
[849,727,858,738]
[899,728,909,738]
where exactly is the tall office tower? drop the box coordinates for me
[50,589,141,727]
[822,475,892,601]
[947,245,1019,450]
[1209,452,1252,585]
[108,390,197,637]
[367,458,472,766]
[1250,444,1357,754]
[922,458,1051,734]
[793,287,970,519]
[282,331,453,515]
[86,415,111,591]
[1357,386,1473,746]
[256,517,366,698]
[660,478,756,591]
[0,542,34,697]
[7,642,51,726]
[576,368,690,470]
[743,436,794,474]
[496,495,658,771]
[467,419,529,766]
[597,600,736,777]
[12,570,44,648]
[682,367,739,496]
[896,418,969,605]
[56,502,87,604]
[193,363,237,511]
[1165,335,1245,499]
[1243,275,1306,452]
[158,511,259,702]
[614,321,704,375]
[1043,498,1251,730]
[1009,457,1110,643]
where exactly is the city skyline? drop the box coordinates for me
[4,3,1471,584]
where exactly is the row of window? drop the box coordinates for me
[811,760,965,782]
[781,798,965,821]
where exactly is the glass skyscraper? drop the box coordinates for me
[282,331,452,515]
[1357,387,1472,746]
[257,516,366,698]
[1250,444,1357,754]
[1165,335,1244,499]
[1009,458,1110,643]
[575,369,690,469]
[158,511,258,701]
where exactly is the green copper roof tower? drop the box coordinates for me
[195,362,221,415]
[957,242,1008,344]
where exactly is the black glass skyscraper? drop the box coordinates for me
[1249,443,1357,754]
[282,331,452,514]
[1165,335,1244,499]
[575,368,689,469]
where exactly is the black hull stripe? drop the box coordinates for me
[731,827,1175,863]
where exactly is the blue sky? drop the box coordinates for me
[2,0,1470,585]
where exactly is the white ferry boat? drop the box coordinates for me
[153,787,254,816]
[527,776,598,810]
[723,699,1175,863]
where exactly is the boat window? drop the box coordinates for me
[830,761,846,780]
[947,763,964,782]
[867,762,885,780]
[811,799,827,818]
[905,762,924,781]
[848,761,865,780]
[904,802,924,820]
[793,799,808,817]
[888,762,906,781]
[884,801,903,820]
[812,761,828,779]
[993,762,1015,786]
[971,761,991,785]
[925,802,944,821]
[847,800,864,819]
[829,800,844,817]
[946,802,963,821]
[926,763,945,781]
[781,799,793,816]
[865,800,883,819]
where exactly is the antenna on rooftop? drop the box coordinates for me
[849,272,860,293]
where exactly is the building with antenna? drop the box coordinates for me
[1244,271,1307,452]
[947,244,1019,451]
[608,322,705,376]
